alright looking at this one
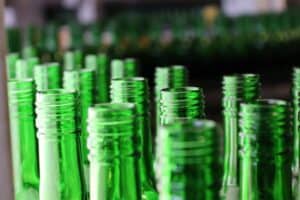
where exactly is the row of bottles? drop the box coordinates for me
[7,44,300,200]
[6,8,300,60]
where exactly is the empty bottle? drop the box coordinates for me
[239,99,292,200]
[8,79,39,200]
[156,119,220,200]
[87,103,142,200]
[154,66,188,131]
[111,77,157,199]
[36,89,85,200]
[221,74,260,199]
[85,54,110,103]
[160,86,205,126]
[63,68,95,192]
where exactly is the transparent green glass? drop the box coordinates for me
[63,68,95,192]
[22,46,38,58]
[34,63,62,91]
[85,55,98,70]
[96,54,110,102]
[85,54,110,103]
[160,87,205,126]
[154,66,188,131]
[111,77,157,199]
[6,53,20,79]
[87,103,141,200]
[64,50,83,70]
[155,67,171,130]
[170,65,188,88]
[239,100,292,200]
[36,89,86,200]
[292,67,300,198]
[124,58,139,77]
[8,79,39,200]
[156,120,219,200]
[221,74,260,199]
[16,57,39,79]
[111,59,125,79]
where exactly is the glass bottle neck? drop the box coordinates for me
[38,134,85,200]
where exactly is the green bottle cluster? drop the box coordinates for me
[8,79,39,200]
[239,100,292,200]
[36,90,85,200]
[221,74,260,199]
[87,103,141,200]
[63,68,95,188]
[159,86,205,126]
[156,120,220,200]
[110,77,157,199]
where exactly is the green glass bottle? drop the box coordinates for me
[124,58,139,77]
[111,77,157,199]
[156,120,219,200]
[63,68,95,191]
[85,55,98,70]
[85,54,110,103]
[239,99,292,200]
[154,66,188,130]
[111,59,125,79]
[6,53,20,79]
[64,50,83,71]
[36,89,85,200]
[96,54,110,103]
[15,57,39,79]
[159,87,205,126]
[34,63,62,91]
[8,79,39,200]
[87,103,142,200]
[22,46,38,59]
[293,67,300,198]
[170,65,188,88]
[221,74,260,199]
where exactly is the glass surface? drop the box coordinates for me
[239,100,292,200]
[156,120,220,200]
[87,103,141,200]
[111,78,157,199]
[221,74,260,199]
[36,89,85,200]
[8,79,39,200]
